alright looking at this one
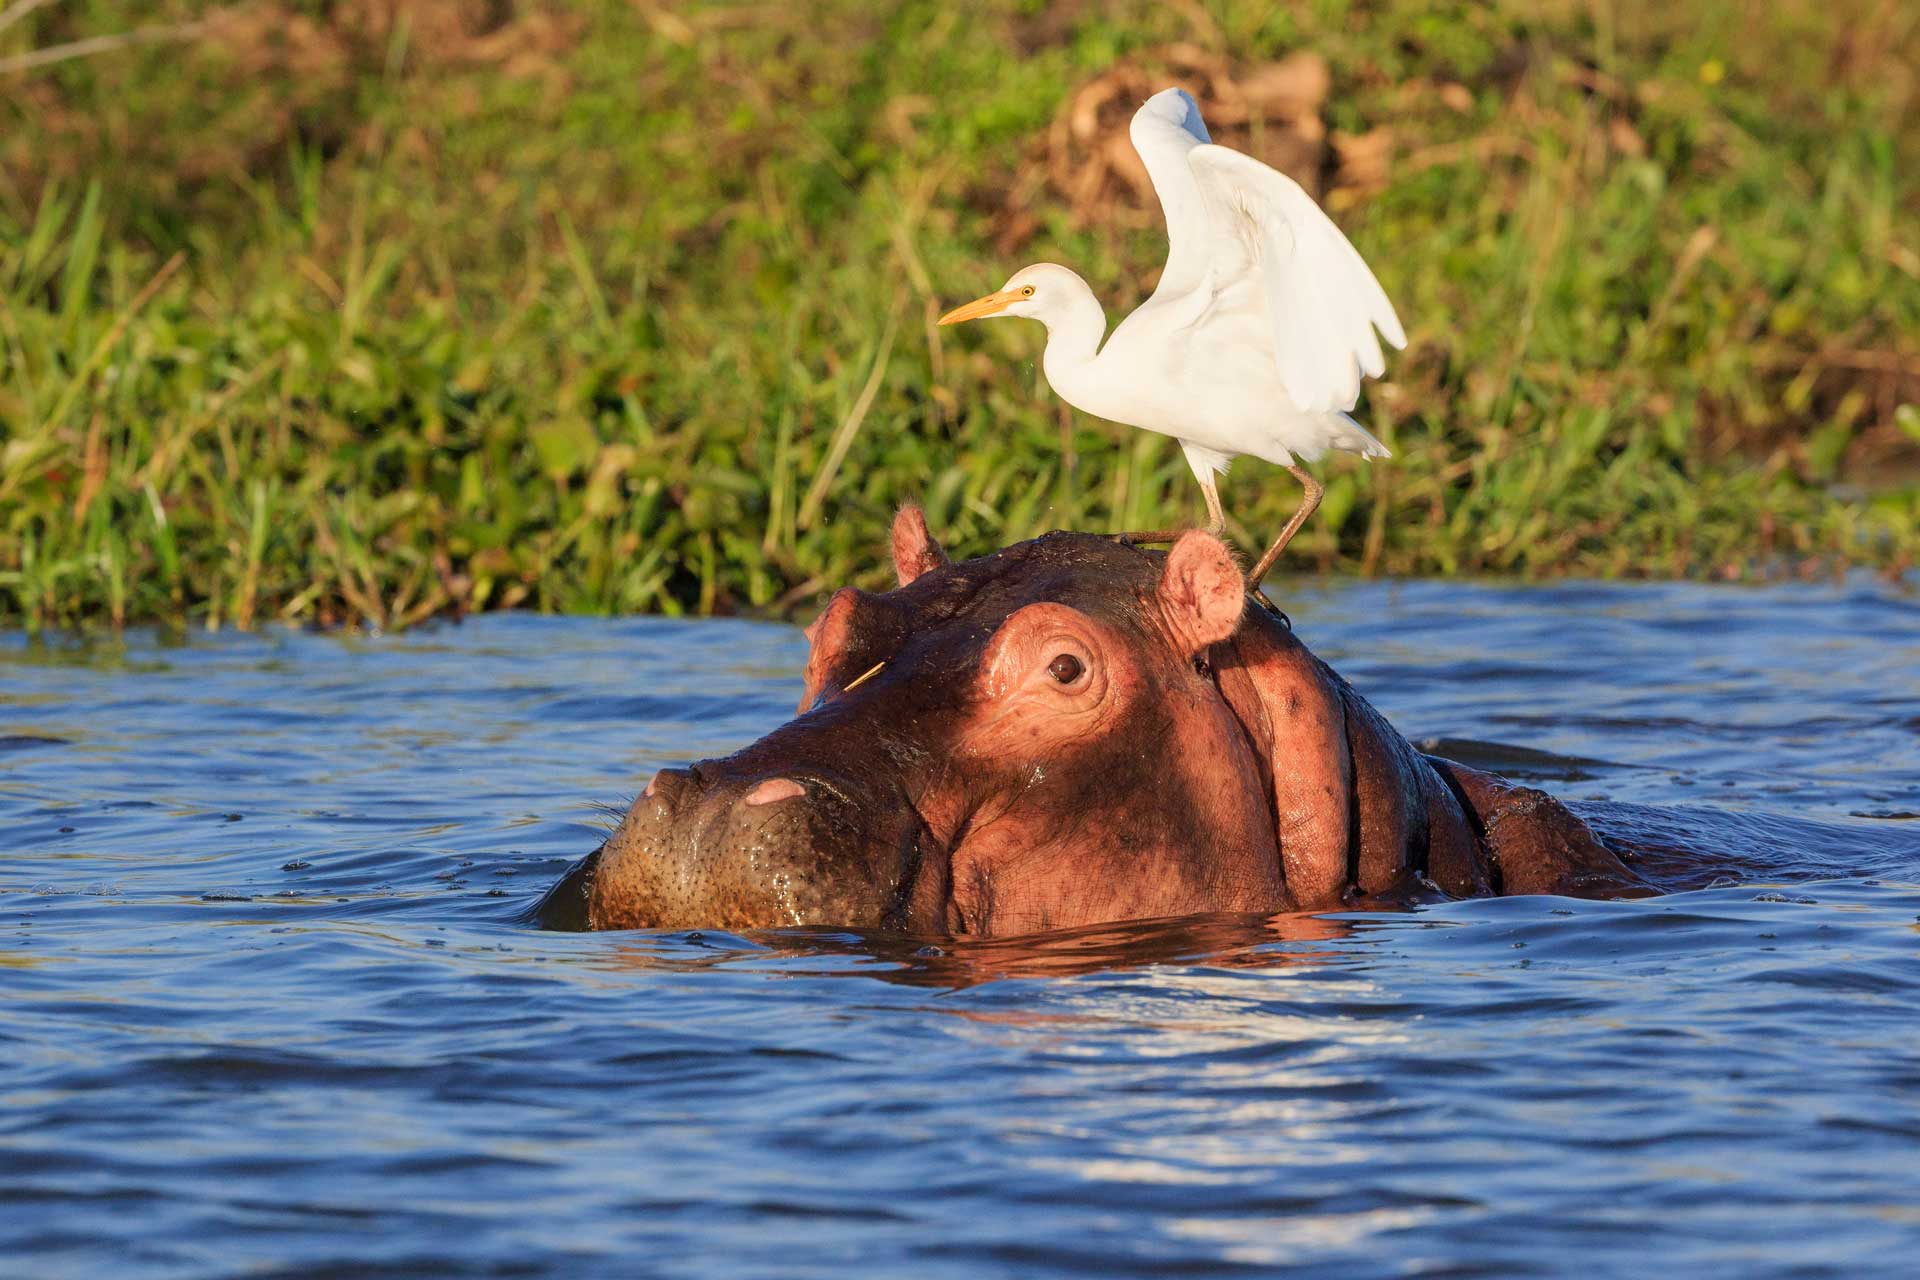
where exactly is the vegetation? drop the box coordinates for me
[2,0,1916,630]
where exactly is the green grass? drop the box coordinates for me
[1,0,1916,630]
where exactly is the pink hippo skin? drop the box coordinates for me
[538,508,1646,935]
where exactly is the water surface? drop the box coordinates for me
[3,579,1917,1277]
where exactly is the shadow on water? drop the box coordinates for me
[583,910,1367,988]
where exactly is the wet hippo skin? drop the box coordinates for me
[537,508,1647,935]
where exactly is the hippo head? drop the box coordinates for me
[539,509,1640,935]
[568,509,1282,934]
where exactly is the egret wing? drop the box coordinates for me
[1185,143,1405,413]
[1128,88,1214,298]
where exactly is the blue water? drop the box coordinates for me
[2,579,1917,1278]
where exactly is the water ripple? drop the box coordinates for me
[1,581,1918,1276]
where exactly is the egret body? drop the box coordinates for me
[938,87,1406,588]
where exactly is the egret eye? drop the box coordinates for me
[1020,285,1035,297]
[1048,653,1084,684]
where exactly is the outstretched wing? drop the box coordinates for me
[1128,88,1213,298]
[1185,143,1406,413]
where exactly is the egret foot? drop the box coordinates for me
[1248,587,1292,630]
[1245,465,1324,591]
[1107,529,1183,547]
[1108,516,1224,547]
[1113,466,1229,548]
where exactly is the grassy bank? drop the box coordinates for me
[2,0,1916,629]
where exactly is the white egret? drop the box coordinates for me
[939,86,1406,590]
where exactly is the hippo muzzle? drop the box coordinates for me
[552,754,936,932]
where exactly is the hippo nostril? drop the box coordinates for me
[644,767,693,805]
[743,777,806,807]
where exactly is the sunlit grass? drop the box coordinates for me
[1,0,1915,630]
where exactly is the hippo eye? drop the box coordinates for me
[1048,653,1084,684]
[1193,654,1212,679]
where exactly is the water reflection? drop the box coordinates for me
[593,909,1368,987]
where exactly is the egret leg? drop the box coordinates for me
[1198,471,1226,537]
[1245,466,1323,591]
[1110,469,1225,545]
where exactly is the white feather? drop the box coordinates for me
[1183,144,1406,414]
[1127,88,1213,300]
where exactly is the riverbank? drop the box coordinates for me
[3,0,1915,628]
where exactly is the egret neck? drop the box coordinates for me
[1030,272,1109,415]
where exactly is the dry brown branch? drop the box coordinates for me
[989,46,1335,255]
[0,22,202,76]
[0,0,62,42]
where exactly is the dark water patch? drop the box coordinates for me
[543,690,798,723]
[1413,735,1632,782]
[0,733,68,752]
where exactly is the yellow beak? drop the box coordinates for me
[937,289,1021,326]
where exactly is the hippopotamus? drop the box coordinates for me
[537,508,1662,936]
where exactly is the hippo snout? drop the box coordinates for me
[579,760,921,932]
[645,766,805,809]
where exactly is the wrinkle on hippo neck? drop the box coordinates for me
[1211,618,1357,909]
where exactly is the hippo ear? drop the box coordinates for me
[891,504,949,587]
[1157,531,1244,655]
[799,587,863,713]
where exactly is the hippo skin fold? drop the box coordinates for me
[536,508,1650,936]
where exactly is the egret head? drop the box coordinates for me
[1134,86,1208,139]
[937,263,1090,329]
